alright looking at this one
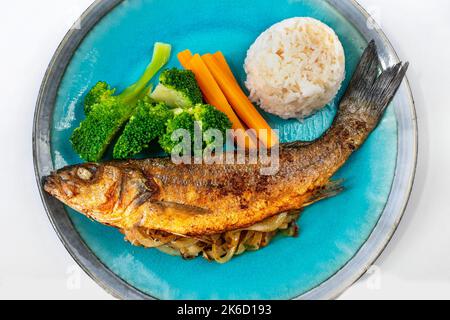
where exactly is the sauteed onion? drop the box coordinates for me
[125,212,300,263]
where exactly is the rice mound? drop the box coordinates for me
[244,17,345,119]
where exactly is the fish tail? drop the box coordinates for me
[339,40,409,124]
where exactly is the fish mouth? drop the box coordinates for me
[43,174,62,197]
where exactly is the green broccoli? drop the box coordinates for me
[113,100,173,159]
[150,68,203,109]
[118,43,172,104]
[84,81,116,114]
[71,98,132,162]
[159,111,196,154]
[192,104,232,145]
[159,104,231,154]
[71,42,172,162]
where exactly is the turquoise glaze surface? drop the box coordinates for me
[51,0,397,299]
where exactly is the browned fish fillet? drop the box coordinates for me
[44,41,408,243]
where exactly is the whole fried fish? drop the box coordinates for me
[44,42,408,239]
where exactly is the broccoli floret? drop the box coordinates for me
[150,68,203,109]
[84,82,116,114]
[70,98,133,162]
[71,42,171,162]
[192,104,232,145]
[159,104,231,154]
[113,100,173,159]
[159,111,196,154]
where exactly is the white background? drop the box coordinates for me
[0,0,449,300]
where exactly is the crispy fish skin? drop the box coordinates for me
[44,42,408,237]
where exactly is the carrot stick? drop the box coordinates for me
[202,54,278,148]
[180,53,256,149]
[209,52,235,81]
[177,49,194,69]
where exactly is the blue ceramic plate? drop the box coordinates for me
[34,0,417,299]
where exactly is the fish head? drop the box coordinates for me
[44,163,124,212]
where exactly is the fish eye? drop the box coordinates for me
[77,167,94,181]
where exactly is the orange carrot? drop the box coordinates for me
[177,49,193,69]
[202,54,278,148]
[209,52,236,81]
[179,53,256,149]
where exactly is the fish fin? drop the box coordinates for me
[341,40,409,119]
[303,180,345,207]
[153,201,211,215]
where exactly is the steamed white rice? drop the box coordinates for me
[244,17,345,119]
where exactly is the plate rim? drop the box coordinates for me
[33,0,418,300]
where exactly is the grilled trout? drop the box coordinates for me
[44,42,408,259]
